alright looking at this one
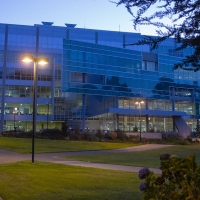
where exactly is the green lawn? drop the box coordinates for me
[0,161,142,200]
[0,137,140,154]
[64,144,200,168]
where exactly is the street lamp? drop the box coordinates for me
[22,55,49,163]
[135,101,145,143]
[13,107,18,136]
[46,102,49,130]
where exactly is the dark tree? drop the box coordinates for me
[112,0,200,71]
[61,121,68,136]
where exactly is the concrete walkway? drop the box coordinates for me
[0,144,173,174]
[0,149,30,164]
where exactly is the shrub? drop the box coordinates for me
[69,131,82,140]
[193,125,200,138]
[176,139,190,145]
[115,129,128,140]
[61,121,69,136]
[161,134,191,145]
[129,135,140,143]
[40,128,64,140]
[149,128,155,132]
[82,132,99,141]
[95,129,105,139]
[2,130,17,137]
[2,130,30,138]
[138,154,200,200]
[107,131,117,140]
[133,126,138,132]
[19,130,32,138]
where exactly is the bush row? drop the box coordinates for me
[1,129,195,145]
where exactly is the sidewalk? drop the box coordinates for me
[0,149,30,164]
[0,144,173,174]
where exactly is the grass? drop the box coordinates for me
[0,137,140,154]
[0,161,142,200]
[64,144,200,168]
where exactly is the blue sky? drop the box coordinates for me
[0,0,157,35]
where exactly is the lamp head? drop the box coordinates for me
[22,55,49,65]
[140,101,145,104]
[22,55,34,63]
[38,58,49,65]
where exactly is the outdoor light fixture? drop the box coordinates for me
[21,55,34,63]
[22,55,49,163]
[135,101,145,143]
[13,107,18,136]
[46,102,50,130]
[22,55,49,64]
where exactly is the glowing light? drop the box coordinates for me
[22,55,33,63]
[38,58,49,65]
[21,55,49,65]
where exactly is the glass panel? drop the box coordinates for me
[124,99,129,109]
[119,98,123,108]
[147,61,156,71]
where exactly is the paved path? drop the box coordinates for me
[0,144,173,174]
[0,149,30,164]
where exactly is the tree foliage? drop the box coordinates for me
[112,0,200,71]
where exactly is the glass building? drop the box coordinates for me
[0,22,199,137]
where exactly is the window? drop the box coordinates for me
[6,68,52,81]
[175,101,194,115]
[142,61,157,71]
[170,87,193,97]
[147,61,156,71]
[70,72,88,83]
[70,72,83,82]
[142,61,145,70]
[0,50,3,62]
[148,99,172,111]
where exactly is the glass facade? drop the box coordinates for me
[0,22,199,134]
[62,39,199,133]
[62,39,142,97]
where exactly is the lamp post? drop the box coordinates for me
[22,55,49,163]
[135,101,145,143]
[46,102,49,130]
[13,107,17,136]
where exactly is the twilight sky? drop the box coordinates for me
[0,0,158,35]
